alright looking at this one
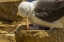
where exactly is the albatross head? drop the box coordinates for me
[17,1,34,30]
[17,1,34,18]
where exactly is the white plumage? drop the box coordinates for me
[18,2,34,18]
[17,1,64,29]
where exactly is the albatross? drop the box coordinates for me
[17,0,64,29]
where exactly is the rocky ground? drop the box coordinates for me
[0,1,64,42]
[0,20,64,42]
[15,28,64,42]
[0,19,25,42]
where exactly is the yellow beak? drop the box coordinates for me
[23,17,30,30]
[26,17,30,30]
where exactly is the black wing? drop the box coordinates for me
[34,1,64,22]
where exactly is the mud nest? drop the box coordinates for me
[15,30,49,42]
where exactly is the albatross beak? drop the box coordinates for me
[23,16,30,30]
[26,17,30,30]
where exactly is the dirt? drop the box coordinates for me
[0,1,64,42]
[0,1,26,42]
[0,0,19,2]
[0,19,27,42]
[0,22,64,42]
[0,33,15,42]
[15,28,64,42]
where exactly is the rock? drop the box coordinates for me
[0,31,8,34]
[0,0,19,2]
[0,1,23,23]
[15,28,64,42]
[0,33,16,42]
[5,34,15,36]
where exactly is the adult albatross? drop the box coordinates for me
[17,1,64,29]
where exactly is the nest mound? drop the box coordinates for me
[15,28,64,42]
[15,30,49,42]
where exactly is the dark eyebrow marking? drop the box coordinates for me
[27,5,31,17]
